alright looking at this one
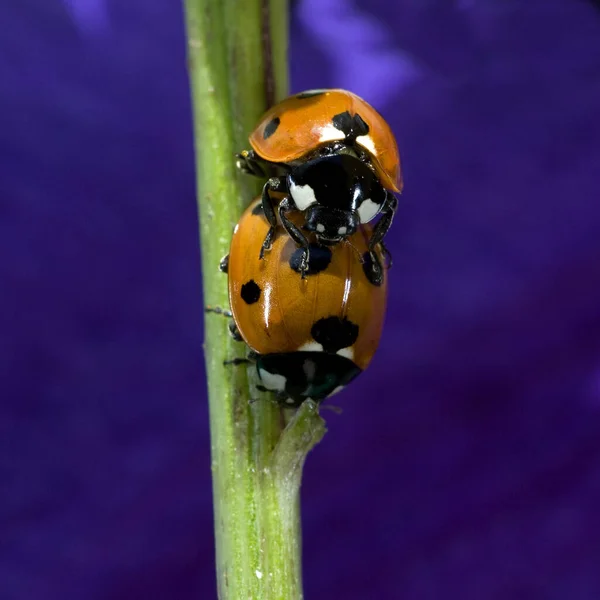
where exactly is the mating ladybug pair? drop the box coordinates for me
[212,89,402,408]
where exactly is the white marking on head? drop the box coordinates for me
[338,226,347,235]
[298,341,324,352]
[330,385,345,397]
[286,398,295,404]
[337,347,354,360]
[356,134,377,155]
[289,180,318,211]
[357,198,381,223]
[318,123,346,144]
[258,369,287,392]
[316,223,325,233]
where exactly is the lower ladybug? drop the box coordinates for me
[236,89,401,282]
[214,196,388,408]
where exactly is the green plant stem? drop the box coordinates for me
[183,1,326,598]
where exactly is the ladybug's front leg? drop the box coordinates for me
[236,150,287,179]
[363,192,398,284]
[236,150,267,178]
[368,191,398,253]
[368,192,398,267]
[379,241,393,269]
[259,177,287,260]
[278,196,311,278]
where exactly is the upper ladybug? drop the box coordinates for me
[249,89,402,192]
[237,89,402,282]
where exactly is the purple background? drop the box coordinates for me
[2,1,600,598]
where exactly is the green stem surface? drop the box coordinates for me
[183,1,326,598]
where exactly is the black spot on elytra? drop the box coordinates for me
[241,280,261,304]
[311,316,359,354]
[332,111,370,143]
[289,244,332,275]
[263,117,280,139]
[362,251,384,287]
[296,89,327,99]
[251,202,264,216]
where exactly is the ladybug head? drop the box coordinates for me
[287,153,386,243]
[304,205,358,244]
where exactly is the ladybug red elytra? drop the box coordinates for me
[211,196,388,408]
[236,89,402,283]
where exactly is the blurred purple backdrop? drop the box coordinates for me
[2,1,600,599]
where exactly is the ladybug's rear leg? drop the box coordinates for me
[219,254,229,273]
[259,177,288,260]
[255,386,294,407]
[224,357,251,366]
[224,351,257,367]
[205,253,250,361]
[204,306,243,342]
[228,321,243,342]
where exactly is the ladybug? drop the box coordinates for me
[236,89,402,281]
[214,196,388,408]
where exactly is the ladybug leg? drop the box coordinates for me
[278,196,311,278]
[228,320,244,342]
[368,193,398,256]
[379,241,393,269]
[362,252,384,287]
[362,193,397,284]
[255,386,294,407]
[205,306,233,318]
[259,228,276,260]
[236,150,288,179]
[259,180,277,259]
[204,306,243,341]
[224,350,258,367]
[219,254,229,273]
[224,357,251,366]
[259,177,287,260]
[236,150,266,178]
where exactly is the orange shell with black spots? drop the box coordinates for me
[227,197,388,372]
[249,89,403,193]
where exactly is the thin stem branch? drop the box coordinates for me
[183,1,326,598]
